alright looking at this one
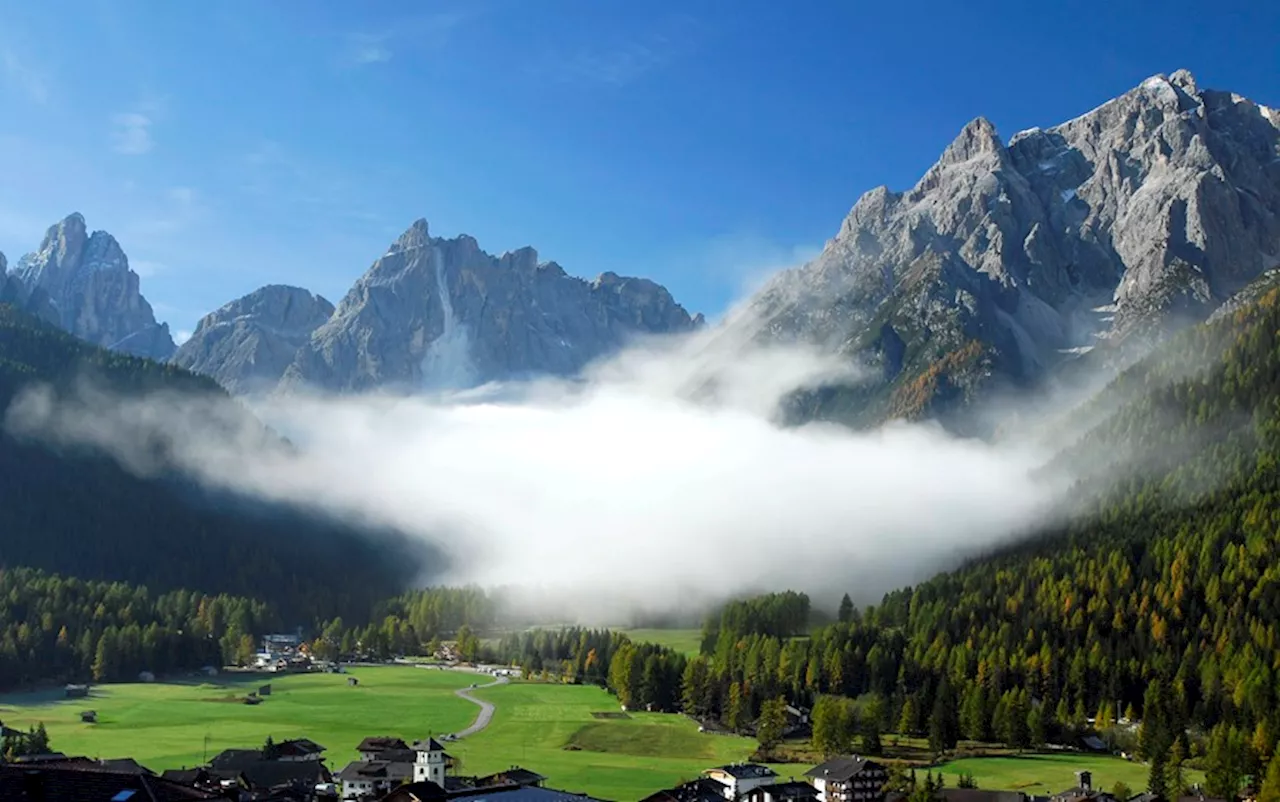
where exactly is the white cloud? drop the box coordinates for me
[0,48,49,104]
[350,35,392,65]
[174,330,192,346]
[4,324,1067,621]
[110,112,154,155]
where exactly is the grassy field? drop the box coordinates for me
[0,667,1192,801]
[934,752,1203,795]
[621,629,704,656]
[0,667,477,769]
[445,681,777,799]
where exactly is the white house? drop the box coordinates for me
[702,764,779,799]
[412,738,449,786]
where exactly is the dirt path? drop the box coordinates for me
[450,676,509,739]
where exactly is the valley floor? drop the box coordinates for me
[0,666,1180,800]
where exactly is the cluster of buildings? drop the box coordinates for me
[642,763,1231,802]
[0,744,1239,802]
[0,733,602,802]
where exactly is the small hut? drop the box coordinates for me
[347,677,359,687]
[80,711,97,724]
[138,671,155,683]
[64,684,89,699]
[258,684,272,697]
[243,694,262,706]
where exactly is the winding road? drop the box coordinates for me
[450,675,509,739]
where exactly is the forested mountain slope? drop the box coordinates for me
[629,294,1280,796]
[0,304,426,622]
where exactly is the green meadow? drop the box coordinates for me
[620,629,704,657]
[0,667,477,770]
[445,680,771,800]
[0,665,1180,802]
[933,752,1203,796]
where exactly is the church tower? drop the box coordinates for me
[413,738,448,786]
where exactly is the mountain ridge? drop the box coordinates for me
[747,69,1280,427]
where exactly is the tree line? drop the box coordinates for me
[0,566,278,688]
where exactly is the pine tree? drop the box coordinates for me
[1259,753,1280,802]
[930,679,960,753]
[757,697,787,751]
[898,696,919,738]
[1148,746,1168,798]
[838,594,855,624]
[1165,736,1188,797]
[727,682,746,732]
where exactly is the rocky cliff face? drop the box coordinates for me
[746,70,1280,424]
[172,285,335,394]
[10,213,175,360]
[280,219,697,392]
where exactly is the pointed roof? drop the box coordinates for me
[411,738,447,753]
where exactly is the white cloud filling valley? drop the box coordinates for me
[4,325,1068,620]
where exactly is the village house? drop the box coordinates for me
[804,756,889,802]
[476,767,548,789]
[1051,772,1119,802]
[742,780,822,802]
[338,758,415,800]
[274,737,326,761]
[357,736,414,762]
[703,764,781,800]
[640,778,737,802]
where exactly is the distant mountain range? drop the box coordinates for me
[1,70,1276,423]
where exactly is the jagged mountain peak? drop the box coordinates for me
[938,116,1003,165]
[392,218,431,252]
[278,219,698,393]
[748,72,1280,428]
[11,213,175,361]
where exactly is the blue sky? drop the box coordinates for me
[0,0,1276,341]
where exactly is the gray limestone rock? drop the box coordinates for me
[172,285,335,394]
[12,213,176,360]
[280,219,697,393]
[745,71,1280,422]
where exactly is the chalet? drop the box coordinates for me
[64,684,89,699]
[337,758,414,800]
[475,767,548,789]
[640,778,734,802]
[358,736,410,761]
[259,683,273,697]
[275,737,325,761]
[1051,773,1119,802]
[80,710,97,723]
[209,748,264,771]
[703,765,780,799]
[742,781,822,802]
[804,756,889,802]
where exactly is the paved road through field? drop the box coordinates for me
[451,676,508,739]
